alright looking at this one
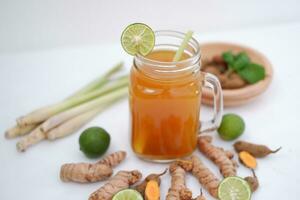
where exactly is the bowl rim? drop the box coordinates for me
[201,41,273,102]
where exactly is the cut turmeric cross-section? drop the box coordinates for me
[145,180,160,200]
[239,151,257,169]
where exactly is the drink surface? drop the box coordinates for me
[130,50,201,160]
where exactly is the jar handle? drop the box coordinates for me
[199,72,223,133]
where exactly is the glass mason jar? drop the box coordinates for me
[129,30,223,162]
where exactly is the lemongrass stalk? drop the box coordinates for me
[173,30,194,62]
[16,126,45,152]
[68,62,124,99]
[5,124,37,139]
[17,76,128,127]
[46,101,118,140]
[41,87,128,133]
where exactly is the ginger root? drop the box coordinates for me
[191,155,220,198]
[166,161,192,200]
[133,168,167,197]
[234,140,281,158]
[60,151,126,183]
[198,136,237,177]
[89,170,142,200]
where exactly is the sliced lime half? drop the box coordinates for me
[218,176,251,200]
[112,189,143,200]
[121,23,155,56]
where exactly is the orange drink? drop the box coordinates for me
[129,31,223,161]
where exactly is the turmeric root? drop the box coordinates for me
[145,180,160,200]
[98,151,127,167]
[239,151,257,169]
[193,189,206,200]
[166,162,192,200]
[234,140,281,158]
[191,155,220,198]
[244,170,259,192]
[133,168,167,197]
[89,170,142,200]
[60,151,126,183]
[198,136,237,177]
[173,159,193,172]
[61,162,112,183]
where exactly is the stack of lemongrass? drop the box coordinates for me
[5,62,128,152]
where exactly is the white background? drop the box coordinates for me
[1,1,300,200]
[1,0,300,53]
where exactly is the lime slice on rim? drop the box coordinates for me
[121,23,155,56]
[112,189,143,200]
[218,176,251,200]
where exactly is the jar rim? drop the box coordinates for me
[135,30,201,67]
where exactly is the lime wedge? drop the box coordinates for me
[218,176,251,200]
[121,23,155,56]
[112,189,143,200]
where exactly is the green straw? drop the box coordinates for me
[173,30,194,62]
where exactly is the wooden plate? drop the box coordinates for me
[201,42,273,107]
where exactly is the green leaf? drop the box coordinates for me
[238,63,266,84]
[222,51,235,65]
[232,52,250,71]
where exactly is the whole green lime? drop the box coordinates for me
[79,127,110,158]
[218,114,245,141]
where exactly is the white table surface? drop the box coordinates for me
[1,22,300,200]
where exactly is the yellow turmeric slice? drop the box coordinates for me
[134,168,167,197]
[145,180,160,200]
[239,151,257,169]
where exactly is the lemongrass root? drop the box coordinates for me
[17,76,128,127]
[16,126,45,152]
[46,101,119,140]
[41,86,128,133]
[69,62,123,98]
[5,124,37,139]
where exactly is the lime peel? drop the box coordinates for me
[218,113,245,141]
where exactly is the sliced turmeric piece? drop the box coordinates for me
[239,151,257,169]
[133,168,167,197]
[145,180,160,200]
